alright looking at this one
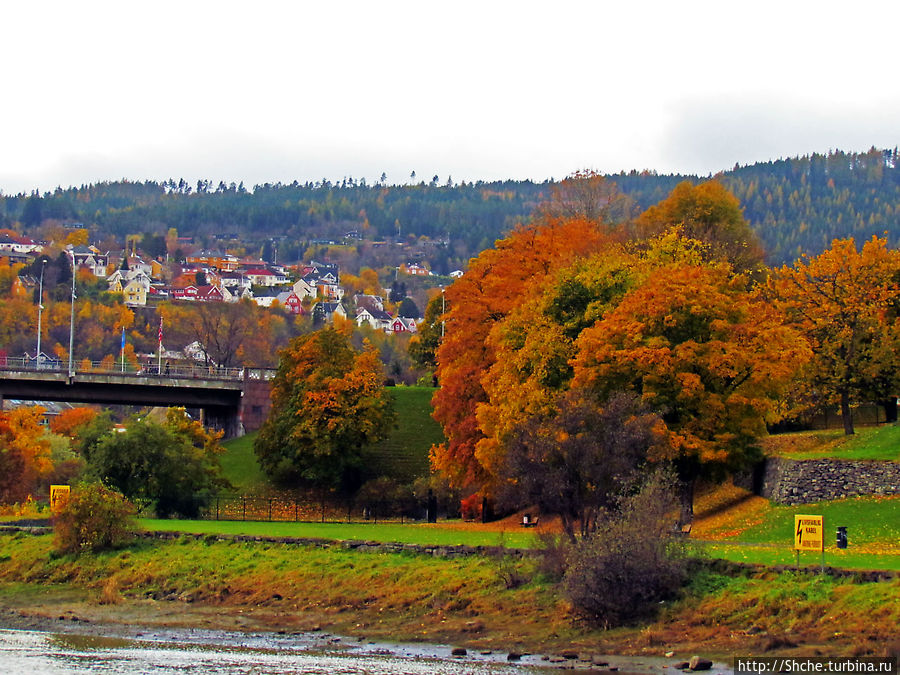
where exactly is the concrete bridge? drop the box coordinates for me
[0,359,274,437]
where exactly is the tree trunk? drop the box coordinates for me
[840,389,854,435]
[679,476,696,526]
[881,397,898,424]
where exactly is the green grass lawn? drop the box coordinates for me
[696,542,900,571]
[219,432,267,492]
[137,518,538,548]
[369,386,444,482]
[765,424,900,461]
[729,494,900,547]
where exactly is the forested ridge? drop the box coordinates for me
[3,147,900,264]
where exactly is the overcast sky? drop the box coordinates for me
[3,1,898,194]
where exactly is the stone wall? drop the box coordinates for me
[760,457,900,505]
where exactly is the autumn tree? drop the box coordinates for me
[254,327,395,491]
[571,260,807,520]
[502,391,667,542]
[161,299,283,367]
[636,180,765,275]
[431,215,620,488]
[49,407,98,440]
[769,237,900,434]
[473,244,639,481]
[0,407,53,503]
[536,170,636,224]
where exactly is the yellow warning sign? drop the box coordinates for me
[794,514,824,551]
[50,485,70,512]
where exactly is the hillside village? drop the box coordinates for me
[1,231,443,361]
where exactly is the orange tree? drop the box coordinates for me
[636,179,765,276]
[254,327,395,492]
[430,215,619,489]
[769,236,900,434]
[571,261,807,520]
[0,407,54,504]
[160,299,287,368]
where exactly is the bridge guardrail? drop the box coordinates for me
[0,356,273,382]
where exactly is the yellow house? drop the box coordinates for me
[123,279,148,306]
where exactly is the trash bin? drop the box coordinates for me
[836,526,848,549]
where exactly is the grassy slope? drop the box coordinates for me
[368,386,444,482]
[219,433,267,493]
[690,480,900,570]
[2,532,899,657]
[762,424,900,461]
[219,386,443,494]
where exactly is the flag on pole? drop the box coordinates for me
[120,327,126,354]
[157,316,163,373]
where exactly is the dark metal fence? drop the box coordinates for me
[201,494,456,524]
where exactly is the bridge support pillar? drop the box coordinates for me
[239,376,272,433]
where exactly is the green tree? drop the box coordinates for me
[85,408,226,517]
[407,292,446,372]
[254,327,395,491]
[397,296,421,318]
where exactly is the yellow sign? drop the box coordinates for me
[50,485,71,512]
[794,514,824,551]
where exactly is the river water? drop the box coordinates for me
[0,626,562,674]
[0,626,733,674]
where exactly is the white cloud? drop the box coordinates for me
[2,1,899,193]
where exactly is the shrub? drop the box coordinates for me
[563,470,688,627]
[53,482,138,555]
[460,493,483,521]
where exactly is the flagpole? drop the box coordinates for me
[157,317,163,374]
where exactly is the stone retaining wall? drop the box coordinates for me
[760,457,900,505]
[136,531,535,559]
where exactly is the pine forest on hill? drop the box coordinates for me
[3,147,900,267]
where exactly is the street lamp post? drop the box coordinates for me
[35,259,47,369]
[67,250,76,377]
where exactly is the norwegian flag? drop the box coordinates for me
[158,317,163,345]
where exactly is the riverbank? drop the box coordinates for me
[1,530,899,661]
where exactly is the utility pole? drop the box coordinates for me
[67,250,77,377]
[35,259,46,369]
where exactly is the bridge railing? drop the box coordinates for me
[0,356,251,381]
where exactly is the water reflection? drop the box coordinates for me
[1,628,545,674]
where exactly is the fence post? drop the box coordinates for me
[268,498,272,522]
[216,495,219,521]
[242,496,246,521]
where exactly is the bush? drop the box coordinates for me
[53,483,138,555]
[562,470,688,627]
